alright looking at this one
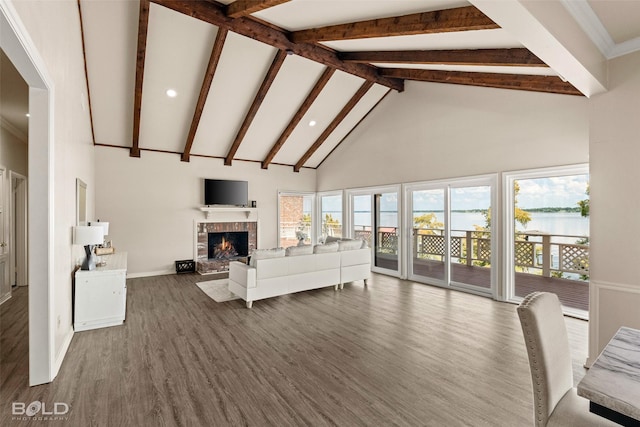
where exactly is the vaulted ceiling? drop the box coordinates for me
[72,0,640,171]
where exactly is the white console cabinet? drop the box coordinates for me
[74,252,127,332]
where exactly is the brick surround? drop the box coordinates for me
[196,221,257,274]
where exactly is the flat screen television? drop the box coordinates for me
[204,179,248,206]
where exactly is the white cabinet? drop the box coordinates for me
[74,252,127,332]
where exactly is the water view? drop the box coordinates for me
[348,210,589,237]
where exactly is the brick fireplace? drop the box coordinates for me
[196,220,257,274]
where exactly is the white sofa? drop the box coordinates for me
[228,243,370,308]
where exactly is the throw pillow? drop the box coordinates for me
[249,247,285,267]
[338,239,364,251]
[285,245,313,257]
[324,235,341,244]
[313,242,339,253]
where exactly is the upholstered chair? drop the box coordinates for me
[517,292,617,427]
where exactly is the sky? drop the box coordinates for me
[516,175,589,209]
[312,174,589,212]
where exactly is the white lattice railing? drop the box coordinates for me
[354,225,589,280]
[413,228,589,278]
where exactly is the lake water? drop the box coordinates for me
[348,211,589,237]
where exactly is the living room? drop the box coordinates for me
[1,0,640,425]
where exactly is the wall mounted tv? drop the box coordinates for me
[204,179,248,206]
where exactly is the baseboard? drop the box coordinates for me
[0,292,11,306]
[127,269,175,279]
[53,327,74,379]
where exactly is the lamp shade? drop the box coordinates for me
[88,221,109,236]
[74,226,104,246]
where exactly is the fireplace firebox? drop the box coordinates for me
[208,232,249,260]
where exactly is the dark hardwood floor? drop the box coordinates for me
[0,273,589,426]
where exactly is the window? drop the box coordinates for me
[319,192,342,241]
[504,165,589,316]
[278,192,314,248]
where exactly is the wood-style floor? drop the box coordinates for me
[0,274,589,426]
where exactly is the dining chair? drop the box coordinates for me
[517,292,618,427]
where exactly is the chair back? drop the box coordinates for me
[517,292,574,427]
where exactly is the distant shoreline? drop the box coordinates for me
[349,207,583,214]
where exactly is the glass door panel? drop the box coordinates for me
[374,192,399,273]
[411,189,445,282]
[352,195,372,247]
[449,186,492,289]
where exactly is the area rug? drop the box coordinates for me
[195,279,240,303]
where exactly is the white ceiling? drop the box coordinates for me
[588,0,640,44]
[2,0,640,168]
[562,0,640,59]
[252,0,469,31]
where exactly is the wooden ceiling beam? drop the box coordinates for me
[226,0,290,18]
[77,0,96,146]
[379,68,583,96]
[262,67,335,169]
[339,48,546,67]
[225,49,288,166]
[150,0,404,92]
[131,0,150,158]
[181,28,228,163]
[294,80,374,172]
[289,6,499,43]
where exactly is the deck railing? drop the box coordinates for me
[283,223,589,281]
[357,226,589,280]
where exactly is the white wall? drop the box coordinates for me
[11,0,94,373]
[95,147,316,276]
[588,50,640,362]
[317,81,588,191]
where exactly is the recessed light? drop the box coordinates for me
[166,89,177,98]
[25,113,30,117]
[309,120,317,127]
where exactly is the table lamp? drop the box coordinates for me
[74,225,104,270]
[88,220,109,244]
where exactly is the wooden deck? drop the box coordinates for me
[376,256,589,311]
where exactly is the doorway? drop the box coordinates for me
[1,2,54,386]
[0,167,8,303]
[347,185,402,277]
[10,172,27,288]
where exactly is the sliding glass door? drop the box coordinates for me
[348,186,401,277]
[406,176,495,296]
